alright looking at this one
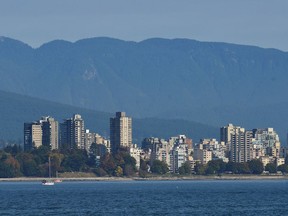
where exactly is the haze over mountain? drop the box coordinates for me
[0,90,217,146]
[0,36,288,141]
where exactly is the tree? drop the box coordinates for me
[50,152,65,176]
[115,166,123,177]
[248,159,264,174]
[123,154,136,176]
[31,145,51,164]
[206,159,227,174]
[277,164,288,173]
[4,144,22,156]
[16,152,39,176]
[100,153,116,176]
[0,153,21,178]
[179,161,191,175]
[151,160,169,174]
[0,151,21,178]
[265,163,277,173]
[87,143,98,167]
[139,159,149,178]
[195,162,207,175]
[61,150,88,172]
[226,162,250,174]
[0,162,15,178]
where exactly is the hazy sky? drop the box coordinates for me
[1,0,287,50]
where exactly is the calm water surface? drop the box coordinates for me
[0,180,287,215]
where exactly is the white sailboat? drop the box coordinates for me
[42,156,55,186]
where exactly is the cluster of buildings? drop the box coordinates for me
[24,112,136,165]
[24,114,110,153]
[220,124,285,167]
[24,113,287,173]
[142,135,228,173]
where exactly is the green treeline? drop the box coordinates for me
[150,159,288,176]
[190,159,288,175]
[0,145,138,178]
[1,145,288,178]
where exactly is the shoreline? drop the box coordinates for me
[1,175,288,182]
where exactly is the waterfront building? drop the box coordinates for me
[280,147,288,158]
[142,137,160,150]
[110,112,132,153]
[276,158,285,167]
[150,138,172,167]
[84,129,96,152]
[260,156,275,167]
[84,129,110,155]
[146,135,191,173]
[24,122,42,151]
[193,144,213,165]
[169,135,192,173]
[260,156,284,168]
[40,116,59,150]
[250,141,265,159]
[198,138,228,163]
[95,133,111,153]
[24,116,59,151]
[130,144,142,170]
[220,123,236,152]
[60,114,85,149]
[230,128,252,163]
[170,143,187,173]
[252,128,281,157]
[188,155,197,172]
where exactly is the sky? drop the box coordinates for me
[0,0,287,51]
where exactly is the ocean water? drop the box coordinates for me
[0,180,287,216]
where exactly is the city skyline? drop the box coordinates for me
[22,112,287,176]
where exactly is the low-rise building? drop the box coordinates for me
[276,158,285,167]
[130,144,142,170]
[260,156,275,167]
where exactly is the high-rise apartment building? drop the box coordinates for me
[41,116,59,150]
[24,122,42,151]
[60,114,85,149]
[110,112,132,153]
[24,116,59,151]
[220,123,236,152]
[229,127,252,163]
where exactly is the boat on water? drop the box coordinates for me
[42,156,55,186]
[42,179,55,186]
[53,171,63,183]
[54,179,62,183]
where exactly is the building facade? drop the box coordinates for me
[230,127,252,163]
[24,122,42,151]
[60,114,85,149]
[41,116,59,150]
[110,112,132,153]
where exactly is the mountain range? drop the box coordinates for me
[0,36,287,141]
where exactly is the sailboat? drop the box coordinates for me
[42,156,55,186]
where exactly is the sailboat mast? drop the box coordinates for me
[49,156,51,178]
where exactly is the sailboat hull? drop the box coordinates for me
[42,182,55,186]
